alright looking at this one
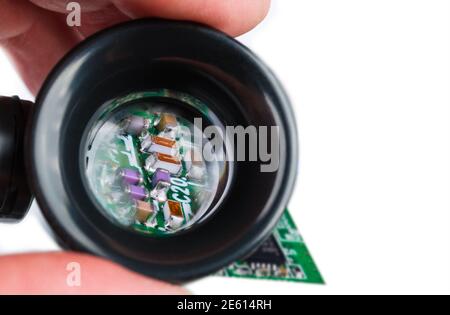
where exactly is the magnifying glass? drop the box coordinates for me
[0,19,298,282]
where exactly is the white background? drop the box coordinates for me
[0,1,449,294]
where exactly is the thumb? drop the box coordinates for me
[0,251,188,295]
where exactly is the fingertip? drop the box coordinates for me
[113,0,271,37]
[214,0,271,36]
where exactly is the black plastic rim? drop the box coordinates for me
[27,19,298,282]
[0,96,33,222]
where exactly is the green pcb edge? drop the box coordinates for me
[218,210,324,284]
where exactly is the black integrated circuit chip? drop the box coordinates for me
[243,235,286,265]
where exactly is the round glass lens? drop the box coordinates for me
[84,90,228,236]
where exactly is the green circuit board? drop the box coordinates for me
[219,210,324,284]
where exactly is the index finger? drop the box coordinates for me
[29,0,271,37]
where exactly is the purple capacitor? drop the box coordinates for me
[124,115,148,135]
[127,185,148,200]
[152,168,171,188]
[120,168,142,185]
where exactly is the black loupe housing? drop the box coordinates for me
[0,19,298,282]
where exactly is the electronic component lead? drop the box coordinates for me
[184,148,206,181]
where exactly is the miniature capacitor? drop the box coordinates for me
[151,168,171,187]
[126,185,148,200]
[156,113,177,132]
[119,168,142,185]
[134,200,155,223]
[150,168,171,202]
[164,200,184,230]
[145,152,182,175]
[141,135,178,156]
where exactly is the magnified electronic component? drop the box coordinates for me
[163,200,185,230]
[135,200,155,224]
[141,135,178,156]
[156,113,178,132]
[120,168,143,185]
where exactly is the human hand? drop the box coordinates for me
[0,0,270,294]
[0,0,270,95]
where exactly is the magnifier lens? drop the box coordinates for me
[84,90,225,236]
